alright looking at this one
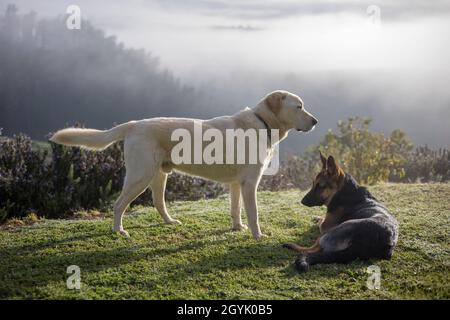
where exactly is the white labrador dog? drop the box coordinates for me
[50,90,318,239]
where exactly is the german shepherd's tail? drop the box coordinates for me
[49,121,135,150]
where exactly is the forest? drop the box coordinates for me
[0,4,204,140]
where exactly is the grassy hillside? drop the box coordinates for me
[0,183,449,299]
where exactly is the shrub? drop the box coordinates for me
[260,117,446,189]
[399,145,450,183]
[1,118,448,222]
[303,117,414,185]
[0,133,224,222]
[0,134,51,221]
[259,156,315,191]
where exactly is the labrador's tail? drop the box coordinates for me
[49,121,135,150]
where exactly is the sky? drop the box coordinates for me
[1,0,449,148]
[2,0,450,80]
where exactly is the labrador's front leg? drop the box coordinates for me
[241,181,264,240]
[230,183,247,231]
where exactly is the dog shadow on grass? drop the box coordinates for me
[0,222,368,298]
[145,224,370,290]
[0,223,245,297]
[151,223,370,286]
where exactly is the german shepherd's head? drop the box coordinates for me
[301,152,345,207]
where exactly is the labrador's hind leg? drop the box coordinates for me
[150,171,181,225]
[113,172,152,237]
[112,140,157,237]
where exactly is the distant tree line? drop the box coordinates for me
[0,4,202,139]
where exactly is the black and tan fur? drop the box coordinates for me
[283,152,399,272]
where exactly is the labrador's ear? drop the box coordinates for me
[319,151,327,169]
[265,91,286,114]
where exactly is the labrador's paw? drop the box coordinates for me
[232,223,248,231]
[253,233,267,241]
[113,228,130,238]
[165,219,182,225]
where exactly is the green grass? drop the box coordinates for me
[0,183,449,299]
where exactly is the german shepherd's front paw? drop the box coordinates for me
[312,216,323,225]
[294,255,309,273]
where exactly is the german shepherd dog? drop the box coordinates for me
[283,153,399,272]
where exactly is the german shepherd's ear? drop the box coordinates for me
[319,151,327,170]
[326,155,340,176]
[265,91,286,114]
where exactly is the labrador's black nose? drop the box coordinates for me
[312,118,318,126]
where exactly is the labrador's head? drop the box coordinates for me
[264,90,318,132]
